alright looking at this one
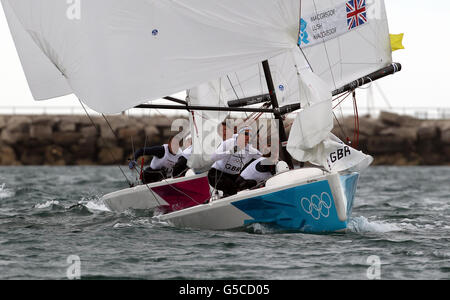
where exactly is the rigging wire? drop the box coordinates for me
[297,0,315,73]
[101,113,120,141]
[139,130,149,182]
[227,75,240,101]
[226,75,249,120]
[331,89,361,148]
[332,111,348,144]
[352,91,360,149]
[132,96,206,206]
[157,172,205,206]
[332,91,352,110]
[79,101,170,208]
[331,92,352,144]
[312,0,337,91]
[77,99,133,187]
[130,135,137,182]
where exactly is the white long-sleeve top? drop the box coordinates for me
[211,137,261,175]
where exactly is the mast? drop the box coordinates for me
[262,60,295,170]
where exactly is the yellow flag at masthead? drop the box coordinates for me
[390,33,405,52]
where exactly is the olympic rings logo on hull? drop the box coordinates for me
[301,192,332,220]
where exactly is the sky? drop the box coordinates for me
[0,0,449,114]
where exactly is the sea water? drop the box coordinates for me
[0,166,448,280]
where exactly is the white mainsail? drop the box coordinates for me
[206,50,305,108]
[286,0,392,171]
[186,0,392,171]
[2,0,391,110]
[1,0,301,114]
[2,0,394,172]
[186,0,393,109]
[186,82,229,172]
[1,0,72,100]
[298,0,393,91]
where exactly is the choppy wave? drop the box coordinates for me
[0,183,15,199]
[346,216,403,233]
[33,196,111,213]
[78,196,111,212]
[245,223,285,234]
[113,218,154,229]
[243,217,407,235]
[34,200,60,209]
[113,222,134,229]
[1,166,449,280]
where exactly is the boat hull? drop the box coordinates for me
[102,173,211,213]
[158,170,359,233]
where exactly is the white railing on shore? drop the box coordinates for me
[0,106,177,117]
[335,106,450,120]
[0,105,449,120]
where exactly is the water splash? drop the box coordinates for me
[113,218,154,229]
[34,200,60,209]
[78,196,111,212]
[152,219,173,228]
[0,183,15,199]
[113,222,133,229]
[347,216,403,233]
[245,223,284,235]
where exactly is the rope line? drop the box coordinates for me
[78,99,132,187]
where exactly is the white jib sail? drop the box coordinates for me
[187,81,229,172]
[287,49,334,151]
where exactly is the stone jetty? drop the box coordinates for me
[329,112,450,165]
[0,114,183,166]
[0,112,449,166]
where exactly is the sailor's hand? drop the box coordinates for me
[128,160,137,169]
[228,146,238,154]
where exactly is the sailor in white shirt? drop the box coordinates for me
[208,127,261,197]
[129,136,182,184]
[236,142,279,190]
[236,157,277,190]
[173,135,193,178]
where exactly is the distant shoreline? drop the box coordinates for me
[0,112,449,166]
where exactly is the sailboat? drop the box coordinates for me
[2,0,401,233]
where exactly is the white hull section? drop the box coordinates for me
[102,173,209,212]
[156,168,359,232]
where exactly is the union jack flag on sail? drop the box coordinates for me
[346,0,367,30]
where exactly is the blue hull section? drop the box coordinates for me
[232,173,359,233]
[341,173,359,218]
